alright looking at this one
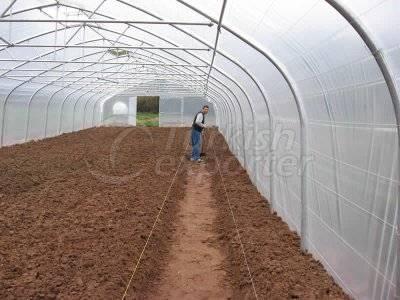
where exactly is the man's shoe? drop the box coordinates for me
[196,158,204,163]
[190,158,196,161]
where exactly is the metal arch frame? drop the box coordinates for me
[116,0,269,204]
[205,88,233,139]
[0,24,80,77]
[1,0,17,17]
[115,0,265,187]
[77,89,121,131]
[91,92,115,127]
[78,92,99,131]
[207,82,241,156]
[84,92,112,129]
[69,81,201,134]
[207,94,228,133]
[209,72,254,167]
[0,25,207,82]
[62,0,106,49]
[72,89,100,132]
[209,89,237,143]
[208,77,243,141]
[84,15,257,166]
[205,0,227,93]
[178,0,399,292]
[209,54,271,192]
[324,1,400,297]
[68,66,206,133]
[204,96,224,129]
[176,0,308,248]
[44,86,69,138]
[0,1,255,144]
[69,65,206,132]
[0,17,203,85]
[206,92,230,135]
[45,85,115,138]
[204,88,233,130]
[4,1,258,185]
[89,50,247,147]
[58,88,84,134]
[5,0,267,197]
[58,49,140,134]
[0,2,251,145]
[205,94,223,129]
[27,53,168,140]
[93,83,233,136]
[86,68,240,141]
[26,57,149,140]
[25,86,61,141]
[206,87,237,151]
[167,25,264,180]
[1,1,398,294]
[113,2,256,114]
[4,43,208,143]
[95,92,121,126]
[1,2,111,20]
[70,26,248,139]
[71,90,97,131]
[6,0,265,188]
[0,29,208,83]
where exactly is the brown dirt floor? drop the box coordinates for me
[0,127,189,299]
[203,129,350,299]
[150,163,231,299]
[0,127,350,299]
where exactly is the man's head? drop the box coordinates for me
[202,105,209,114]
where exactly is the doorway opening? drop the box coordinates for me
[136,96,160,127]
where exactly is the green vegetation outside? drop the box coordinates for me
[136,112,159,127]
[137,96,159,113]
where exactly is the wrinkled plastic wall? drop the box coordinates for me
[0,82,107,146]
[201,1,399,298]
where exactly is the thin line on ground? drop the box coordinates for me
[121,142,189,300]
[212,145,259,300]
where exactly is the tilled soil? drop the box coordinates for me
[0,127,189,299]
[204,129,350,299]
[0,127,349,299]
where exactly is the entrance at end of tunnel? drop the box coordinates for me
[150,162,232,299]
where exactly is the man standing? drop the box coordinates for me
[191,105,209,162]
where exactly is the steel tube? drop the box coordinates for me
[0,19,214,26]
[1,44,211,51]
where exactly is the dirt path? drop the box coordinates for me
[151,162,232,299]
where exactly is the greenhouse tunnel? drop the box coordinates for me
[0,0,398,299]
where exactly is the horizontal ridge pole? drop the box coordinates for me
[1,44,210,51]
[0,69,206,76]
[0,19,214,26]
[0,59,208,67]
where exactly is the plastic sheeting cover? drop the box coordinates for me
[0,1,398,298]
